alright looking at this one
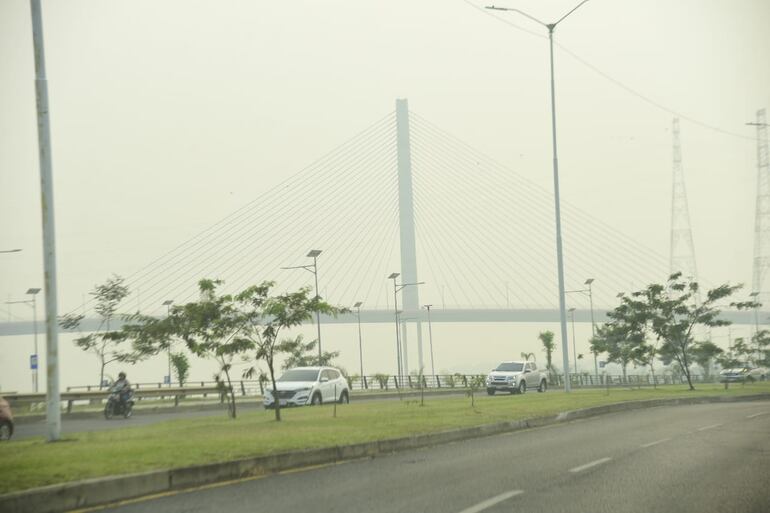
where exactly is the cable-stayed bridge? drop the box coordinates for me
[1,100,755,364]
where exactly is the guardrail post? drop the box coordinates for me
[363,376,368,389]
[259,380,264,395]
[240,381,246,396]
[408,376,413,388]
[436,375,441,388]
[463,375,468,387]
[66,399,73,414]
[393,376,399,389]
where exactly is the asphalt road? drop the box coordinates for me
[79,400,770,513]
[14,392,465,440]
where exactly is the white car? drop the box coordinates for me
[263,366,350,409]
[486,360,547,395]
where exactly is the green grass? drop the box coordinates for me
[1,383,768,494]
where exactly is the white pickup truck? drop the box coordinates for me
[486,360,547,395]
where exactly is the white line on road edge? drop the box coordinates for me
[640,438,671,448]
[746,411,768,419]
[457,490,524,513]
[697,423,722,431]
[569,457,612,473]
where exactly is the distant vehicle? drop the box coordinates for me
[104,388,135,419]
[486,361,546,395]
[718,366,768,383]
[0,396,13,441]
[263,367,350,409]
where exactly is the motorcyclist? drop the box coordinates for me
[111,372,132,406]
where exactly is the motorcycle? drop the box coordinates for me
[104,388,134,419]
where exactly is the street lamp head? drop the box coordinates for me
[388,272,400,280]
[162,300,174,306]
[353,301,363,308]
[423,304,432,309]
[307,249,322,258]
[26,288,41,295]
[584,278,594,285]
[568,307,576,313]
[750,291,759,297]
[0,249,22,254]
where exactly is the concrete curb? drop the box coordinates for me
[2,393,768,513]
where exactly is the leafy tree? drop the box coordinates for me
[538,331,555,378]
[237,284,343,422]
[598,273,746,391]
[280,335,340,370]
[170,352,190,386]
[689,340,723,379]
[171,279,249,418]
[59,275,137,388]
[591,322,648,383]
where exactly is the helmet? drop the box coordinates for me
[118,372,126,379]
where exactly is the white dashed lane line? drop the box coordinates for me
[640,438,671,448]
[569,457,612,473]
[696,423,722,432]
[456,490,524,513]
[746,411,768,419]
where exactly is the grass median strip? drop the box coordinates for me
[1,383,768,494]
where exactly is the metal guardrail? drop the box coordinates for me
[5,385,223,413]
[9,373,717,413]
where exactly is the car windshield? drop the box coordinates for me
[278,369,320,382]
[495,362,524,372]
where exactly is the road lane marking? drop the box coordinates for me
[746,411,768,419]
[640,438,671,448]
[457,490,524,513]
[569,457,612,473]
[696,423,722,431]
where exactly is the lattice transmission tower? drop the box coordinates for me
[669,118,699,285]
[750,108,770,303]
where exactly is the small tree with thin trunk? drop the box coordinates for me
[170,352,190,386]
[237,283,343,422]
[60,275,137,388]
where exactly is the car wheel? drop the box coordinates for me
[518,381,527,395]
[487,389,495,396]
[538,380,547,393]
[0,421,12,441]
[311,393,322,406]
[338,390,349,404]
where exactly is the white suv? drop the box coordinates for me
[263,367,350,409]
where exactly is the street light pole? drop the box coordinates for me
[27,288,41,393]
[424,304,436,377]
[569,307,577,374]
[585,278,597,376]
[388,273,402,378]
[163,300,173,386]
[282,249,323,361]
[487,1,591,393]
[354,302,364,378]
[30,0,62,441]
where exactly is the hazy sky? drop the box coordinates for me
[1,0,769,390]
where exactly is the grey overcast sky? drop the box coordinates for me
[1,1,769,387]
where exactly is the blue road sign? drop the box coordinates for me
[30,354,38,370]
[599,361,606,369]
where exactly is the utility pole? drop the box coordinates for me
[30,0,61,442]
